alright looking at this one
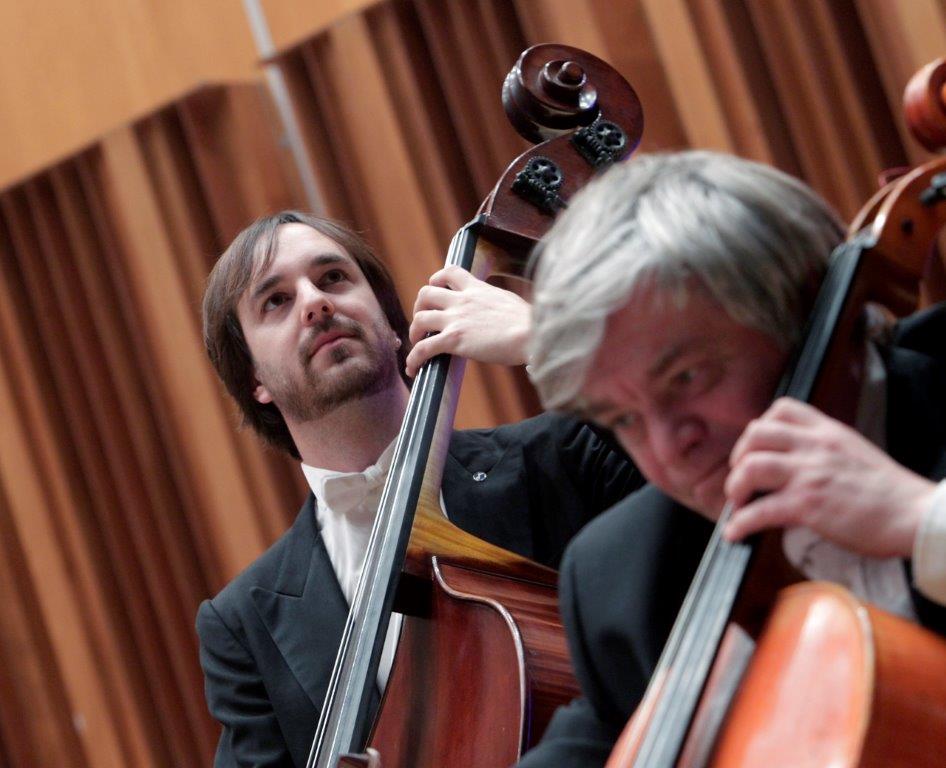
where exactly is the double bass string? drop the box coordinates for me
[307,293,448,767]
[307,219,484,768]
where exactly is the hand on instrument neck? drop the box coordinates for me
[405,266,531,378]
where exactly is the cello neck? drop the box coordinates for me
[629,234,872,767]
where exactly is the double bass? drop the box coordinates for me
[606,58,946,768]
[306,44,644,768]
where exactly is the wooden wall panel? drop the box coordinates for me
[856,0,946,161]
[735,1,897,215]
[0,0,259,191]
[641,0,737,151]
[0,203,142,767]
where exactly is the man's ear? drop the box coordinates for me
[252,378,273,405]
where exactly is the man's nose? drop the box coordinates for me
[299,283,334,326]
[650,414,705,465]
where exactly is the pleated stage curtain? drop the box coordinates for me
[0,83,307,767]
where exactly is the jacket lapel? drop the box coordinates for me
[251,494,384,724]
[250,495,349,712]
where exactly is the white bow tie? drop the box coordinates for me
[319,464,387,519]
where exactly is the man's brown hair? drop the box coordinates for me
[202,212,410,459]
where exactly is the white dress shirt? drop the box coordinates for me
[916,480,946,606]
[302,441,403,691]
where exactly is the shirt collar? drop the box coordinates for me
[301,439,397,522]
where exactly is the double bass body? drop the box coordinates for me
[368,557,575,766]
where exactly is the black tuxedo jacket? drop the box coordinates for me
[197,412,640,767]
[519,303,946,768]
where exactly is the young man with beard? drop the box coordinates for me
[518,151,946,767]
[196,211,642,767]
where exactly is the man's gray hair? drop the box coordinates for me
[528,151,846,410]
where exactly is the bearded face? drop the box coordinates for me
[252,313,401,423]
[237,224,405,428]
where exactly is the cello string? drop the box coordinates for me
[631,509,738,762]
[636,520,750,765]
[633,236,869,766]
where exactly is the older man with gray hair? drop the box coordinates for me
[518,150,946,767]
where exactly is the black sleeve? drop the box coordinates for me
[556,418,643,525]
[196,600,294,768]
[905,561,946,635]
[518,490,713,767]
[526,413,644,568]
[516,697,618,768]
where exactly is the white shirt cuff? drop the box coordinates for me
[913,479,946,607]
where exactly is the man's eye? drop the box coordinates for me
[675,368,697,386]
[321,269,347,287]
[262,293,289,312]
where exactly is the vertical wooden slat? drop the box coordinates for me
[0,481,87,768]
[29,166,227,762]
[734,0,905,216]
[684,0,798,168]
[639,0,736,151]
[413,0,526,195]
[855,0,946,162]
[888,0,946,68]
[177,84,306,243]
[797,1,897,192]
[135,109,220,310]
[0,214,92,768]
[50,162,221,743]
[275,52,359,221]
[744,1,853,213]
[0,197,120,768]
[93,127,272,581]
[366,1,476,244]
[20,176,183,767]
[138,98,305,546]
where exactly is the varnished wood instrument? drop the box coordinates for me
[606,58,946,768]
[307,44,644,768]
